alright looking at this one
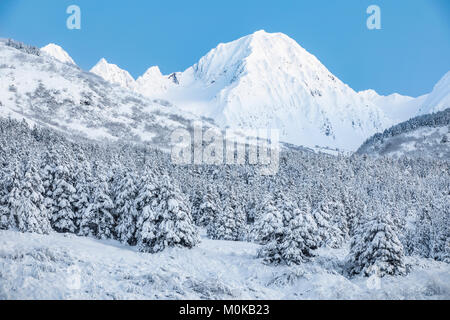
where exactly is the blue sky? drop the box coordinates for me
[0,0,449,97]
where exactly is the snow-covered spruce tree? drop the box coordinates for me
[403,207,419,256]
[115,169,138,245]
[40,147,59,215]
[89,176,115,240]
[257,195,320,265]
[409,204,433,258]
[348,212,407,277]
[0,163,10,230]
[254,194,287,263]
[253,195,284,245]
[278,207,320,265]
[136,174,199,253]
[346,195,366,237]
[0,163,20,230]
[207,189,246,241]
[2,160,51,234]
[273,189,298,224]
[21,160,52,233]
[279,199,319,259]
[51,165,77,233]
[135,170,159,251]
[312,202,333,247]
[190,189,204,226]
[78,199,94,237]
[72,161,93,232]
[431,199,450,263]
[197,185,221,227]
[229,191,247,241]
[207,201,236,241]
[327,199,349,248]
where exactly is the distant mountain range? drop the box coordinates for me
[85,31,448,151]
[1,31,449,152]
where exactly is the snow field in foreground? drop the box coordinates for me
[0,230,449,300]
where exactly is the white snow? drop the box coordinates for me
[41,43,76,65]
[90,58,136,89]
[359,89,428,123]
[1,230,448,300]
[418,71,450,115]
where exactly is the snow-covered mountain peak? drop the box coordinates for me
[135,66,173,98]
[189,30,314,86]
[90,58,135,89]
[41,43,76,65]
[139,66,163,79]
[358,89,380,100]
[169,31,390,150]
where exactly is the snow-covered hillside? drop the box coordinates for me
[41,43,76,65]
[1,230,449,300]
[357,108,450,159]
[0,39,210,149]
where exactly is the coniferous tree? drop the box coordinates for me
[207,198,236,241]
[90,176,115,240]
[0,162,9,230]
[431,199,450,263]
[254,196,283,245]
[51,165,77,233]
[328,199,349,247]
[135,170,159,251]
[312,202,333,247]
[0,162,22,230]
[197,185,220,227]
[257,195,319,265]
[279,207,319,265]
[72,161,92,232]
[40,147,58,216]
[348,212,407,277]
[115,169,138,245]
[136,174,199,253]
[2,160,51,234]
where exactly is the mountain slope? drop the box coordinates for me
[418,71,450,115]
[137,30,390,151]
[358,90,428,123]
[41,43,76,65]
[90,58,136,89]
[356,108,450,159]
[0,39,208,150]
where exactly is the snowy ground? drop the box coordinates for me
[0,229,449,300]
